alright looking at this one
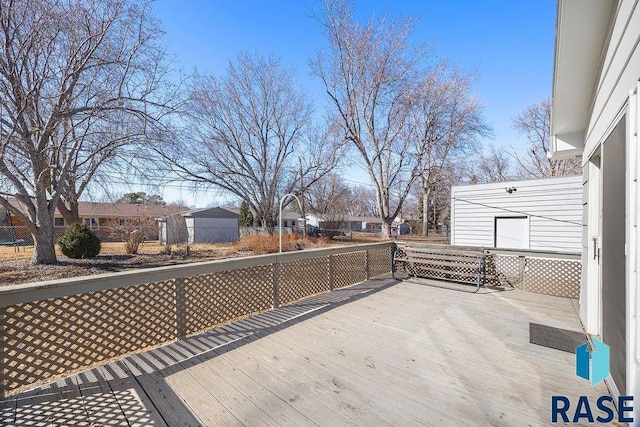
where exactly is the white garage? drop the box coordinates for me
[159,207,239,245]
[450,175,582,252]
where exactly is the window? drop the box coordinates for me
[54,218,65,227]
[83,218,99,229]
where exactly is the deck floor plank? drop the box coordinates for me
[240,328,453,425]
[257,305,493,424]
[182,350,308,426]
[2,276,610,426]
[0,394,15,426]
[74,369,129,426]
[94,365,169,427]
[228,342,368,426]
[156,357,242,427]
[120,361,200,426]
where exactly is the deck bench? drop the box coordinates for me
[392,243,492,293]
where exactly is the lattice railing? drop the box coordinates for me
[2,281,176,394]
[0,242,393,398]
[178,265,274,337]
[484,249,581,298]
[278,257,331,305]
[332,251,367,289]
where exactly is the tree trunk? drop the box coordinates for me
[422,186,431,236]
[31,219,57,265]
[57,199,80,225]
[381,220,392,239]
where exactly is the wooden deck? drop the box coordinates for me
[1,276,608,426]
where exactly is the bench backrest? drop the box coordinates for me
[396,243,484,259]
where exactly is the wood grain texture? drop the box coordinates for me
[4,277,609,426]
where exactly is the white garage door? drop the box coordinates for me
[495,216,529,249]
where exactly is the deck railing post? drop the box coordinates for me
[272,262,280,309]
[0,242,394,397]
[1,309,5,399]
[365,250,370,280]
[518,256,527,289]
[175,277,188,339]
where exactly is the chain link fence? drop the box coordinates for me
[0,226,69,249]
[0,226,33,247]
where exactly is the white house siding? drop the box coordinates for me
[583,0,640,160]
[581,0,640,400]
[451,176,582,252]
[579,0,640,400]
[552,0,640,402]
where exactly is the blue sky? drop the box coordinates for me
[151,0,556,204]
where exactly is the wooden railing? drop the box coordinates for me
[390,243,582,297]
[0,242,393,398]
[483,248,581,298]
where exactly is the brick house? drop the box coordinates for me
[2,198,188,241]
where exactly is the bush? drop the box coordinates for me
[233,235,282,254]
[108,217,156,254]
[58,223,101,259]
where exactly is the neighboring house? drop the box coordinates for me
[450,176,582,251]
[391,221,410,236]
[158,207,239,245]
[304,213,329,229]
[304,213,349,230]
[304,214,384,233]
[552,0,639,403]
[279,212,302,228]
[4,197,187,240]
[63,202,187,240]
[360,216,383,233]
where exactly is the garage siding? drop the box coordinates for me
[451,175,582,252]
[191,217,239,243]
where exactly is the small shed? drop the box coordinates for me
[159,207,239,245]
[450,175,582,251]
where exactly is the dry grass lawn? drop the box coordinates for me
[0,234,384,286]
[1,241,156,261]
[0,233,385,262]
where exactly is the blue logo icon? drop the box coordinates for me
[576,338,609,385]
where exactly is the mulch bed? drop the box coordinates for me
[0,252,235,286]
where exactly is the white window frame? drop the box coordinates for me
[83,217,99,230]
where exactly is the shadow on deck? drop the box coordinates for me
[1,275,608,426]
[1,276,398,426]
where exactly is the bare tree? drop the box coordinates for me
[346,185,379,217]
[108,217,157,254]
[304,172,350,216]
[54,108,169,225]
[303,172,351,236]
[475,145,514,183]
[165,52,338,230]
[311,0,427,237]
[0,0,174,264]
[512,97,580,178]
[406,62,491,235]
